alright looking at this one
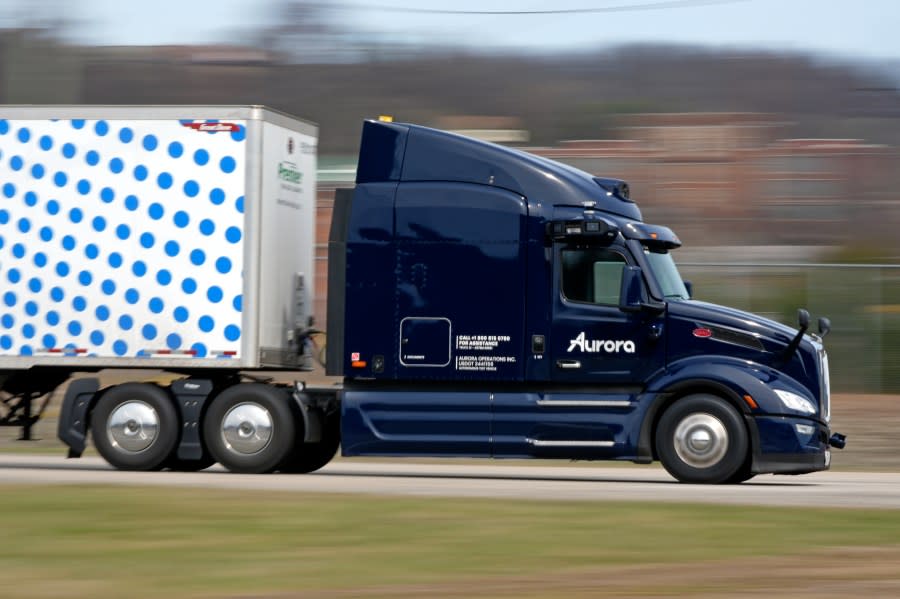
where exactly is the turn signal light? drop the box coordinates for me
[351,360,367,368]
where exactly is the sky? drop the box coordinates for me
[3,0,900,62]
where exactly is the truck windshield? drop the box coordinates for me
[644,248,689,300]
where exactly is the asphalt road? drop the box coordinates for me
[2,454,899,508]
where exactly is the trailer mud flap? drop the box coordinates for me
[171,379,215,460]
[57,378,100,458]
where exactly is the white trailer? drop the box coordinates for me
[0,106,332,473]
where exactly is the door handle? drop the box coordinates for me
[556,359,582,370]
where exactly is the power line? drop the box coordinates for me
[330,0,750,16]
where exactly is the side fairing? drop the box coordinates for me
[342,181,529,381]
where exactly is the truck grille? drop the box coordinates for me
[819,349,831,422]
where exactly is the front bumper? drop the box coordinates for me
[748,415,836,475]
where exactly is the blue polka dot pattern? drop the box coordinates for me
[184,180,199,197]
[215,257,231,273]
[157,173,172,190]
[0,116,248,358]
[166,333,181,349]
[143,135,158,151]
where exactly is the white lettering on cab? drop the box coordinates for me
[567,332,636,354]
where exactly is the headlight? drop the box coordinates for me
[774,389,817,415]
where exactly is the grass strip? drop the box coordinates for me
[1,485,899,598]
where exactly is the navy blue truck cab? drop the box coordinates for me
[326,119,845,484]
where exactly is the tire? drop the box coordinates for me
[164,454,216,472]
[91,383,179,471]
[203,383,296,474]
[279,412,340,474]
[655,394,750,484]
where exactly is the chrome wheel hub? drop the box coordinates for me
[673,413,729,468]
[221,402,273,455]
[107,401,159,453]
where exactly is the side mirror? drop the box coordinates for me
[818,317,831,338]
[619,266,644,313]
[798,308,810,331]
[683,280,693,299]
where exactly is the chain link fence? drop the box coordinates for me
[680,263,900,393]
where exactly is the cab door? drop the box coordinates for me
[549,242,666,384]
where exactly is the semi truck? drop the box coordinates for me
[0,106,844,483]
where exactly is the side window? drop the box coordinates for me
[561,248,627,305]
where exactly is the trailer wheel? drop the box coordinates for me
[203,383,295,474]
[279,413,340,473]
[655,394,749,484]
[91,384,179,471]
[164,454,216,472]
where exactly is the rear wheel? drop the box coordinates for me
[203,383,296,473]
[655,394,750,484]
[279,412,340,473]
[164,453,216,472]
[91,383,179,471]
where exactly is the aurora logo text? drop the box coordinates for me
[567,332,636,354]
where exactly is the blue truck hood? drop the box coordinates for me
[669,299,799,347]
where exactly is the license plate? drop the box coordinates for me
[825,449,831,468]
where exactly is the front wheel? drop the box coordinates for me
[655,394,750,484]
[203,383,296,474]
